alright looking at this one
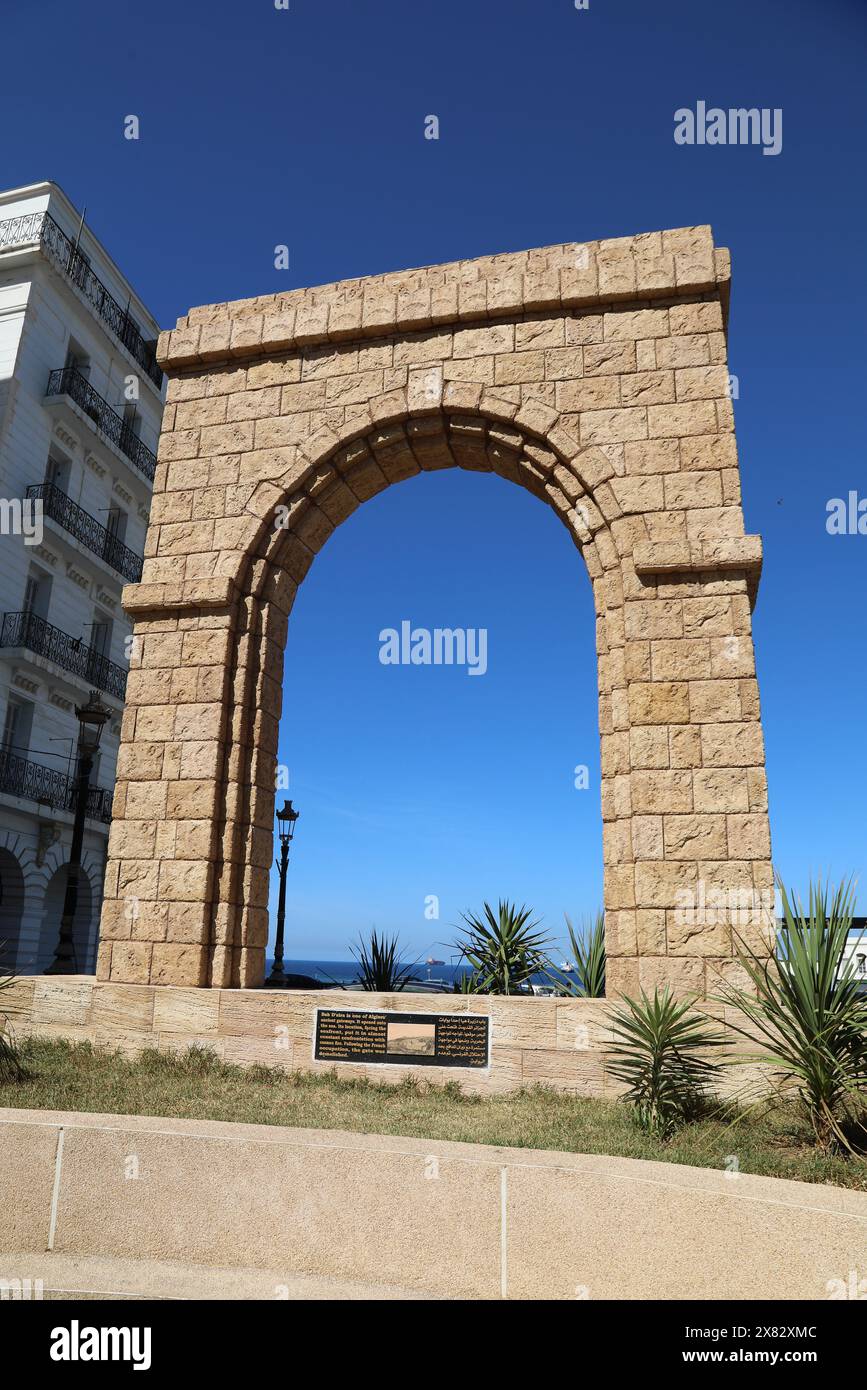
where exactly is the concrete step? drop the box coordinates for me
[0,1253,445,1301]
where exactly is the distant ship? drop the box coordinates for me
[426,957,444,965]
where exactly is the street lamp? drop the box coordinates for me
[265,799,299,988]
[46,691,111,975]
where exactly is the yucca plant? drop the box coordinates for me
[350,929,419,992]
[722,877,867,1153]
[452,969,483,994]
[556,911,606,997]
[608,987,725,1137]
[454,900,551,995]
[0,950,23,1083]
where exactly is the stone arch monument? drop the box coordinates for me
[97,225,774,997]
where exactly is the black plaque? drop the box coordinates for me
[314,1008,489,1069]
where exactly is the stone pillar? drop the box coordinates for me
[97,582,237,986]
[602,539,774,1000]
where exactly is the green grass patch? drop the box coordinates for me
[2,1037,865,1191]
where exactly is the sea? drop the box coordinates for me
[271,958,576,993]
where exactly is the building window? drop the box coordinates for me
[1,696,34,757]
[121,402,142,445]
[105,506,128,545]
[23,564,52,620]
[45,450,71,492]
[64,337,90,380]
[89,614,112,658]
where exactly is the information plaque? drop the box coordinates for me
[314,1008,489,1069]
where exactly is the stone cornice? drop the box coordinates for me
[122,576,238,615]
[633,536,763,576]
[634,536,763,605]
[158,226,730,371]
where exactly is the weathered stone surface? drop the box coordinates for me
[96,227,771,997]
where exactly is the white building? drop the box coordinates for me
[0,182,164,974]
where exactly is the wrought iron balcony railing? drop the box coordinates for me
[0,747,112,823]
[46,367,157,483]
[0,611,127,701]
[0,210,163,391]
[26,483,144,583]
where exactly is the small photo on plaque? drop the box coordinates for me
[386,1020,436,1057]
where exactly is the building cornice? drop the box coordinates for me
[0,180,161,338]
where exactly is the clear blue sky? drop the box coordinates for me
[4,0,865,960]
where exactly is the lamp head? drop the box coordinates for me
[276,798,299,841]
[75,690,112,754]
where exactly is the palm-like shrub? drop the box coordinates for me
[557,911,606,997]
[608,987,725,1137]
[350,930,419,992]
[723,878,867,1153]
[452,969,482,994]
[454,900,551,995]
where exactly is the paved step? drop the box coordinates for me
[0,1253,445,1301]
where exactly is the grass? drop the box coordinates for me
[2,1037,866,1192]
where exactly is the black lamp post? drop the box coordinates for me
[47,690,111,975]
[266,799,299,988]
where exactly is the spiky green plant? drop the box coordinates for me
[454,900,551,995]
[608,987,725,1137]
[350,929,419,992]
[452,969,483,994]
[722,877,867,1153]
[0,950,23,1083]
[556,911,606,997]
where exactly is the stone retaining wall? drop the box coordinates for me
[3,976,764,1098]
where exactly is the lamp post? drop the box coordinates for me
[266,799,299,988]
[47,690,111,975]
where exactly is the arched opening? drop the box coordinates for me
[267,462,602,977]
[0,849,26,973]
[209,402,620,988]
[36,865,94,974]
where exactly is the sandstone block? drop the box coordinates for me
[627,681,690,725]
[631,769,693,814]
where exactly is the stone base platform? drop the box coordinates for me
[3,977,764,1098]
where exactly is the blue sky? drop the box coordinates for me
[4,0,865,959]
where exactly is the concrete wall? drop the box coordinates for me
[2,1108,864,1300]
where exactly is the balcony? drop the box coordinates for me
[0,747,112,823]
[0,611,127,702]
[0,210,163,391]
[26,482,144,584]
[46,367,157,483]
